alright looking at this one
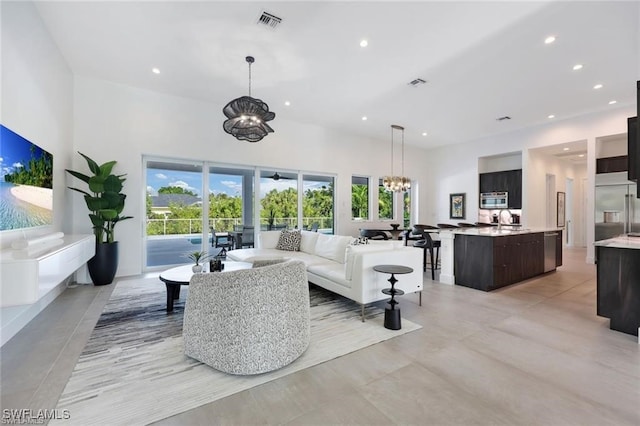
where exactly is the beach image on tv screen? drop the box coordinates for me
[0,125,53,231]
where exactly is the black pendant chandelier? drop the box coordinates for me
[223,56,275,143]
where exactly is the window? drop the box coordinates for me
[303,174,334,233]
[351,176,369,220]
[378,178,394,220]
[403,189,411,228]
[208,166,254,232]
[259,170,298,230]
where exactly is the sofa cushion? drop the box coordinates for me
[299,230,319,254]
[226,248,285,263]
[314,234,352,264]
[307,262,351,288]
[276,229,301,251]
[227,247,329,268]
[257,231,281,249]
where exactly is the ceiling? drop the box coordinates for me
[34,1,639,149]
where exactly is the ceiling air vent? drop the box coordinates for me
[496,116,511,121]
[257,11,282,29]
[408,78,427,87]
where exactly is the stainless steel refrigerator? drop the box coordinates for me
[595,172,640,241]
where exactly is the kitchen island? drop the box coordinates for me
[595,235,640,336]
[438,228,562,291]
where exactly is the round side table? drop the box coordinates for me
[373,264,414,330]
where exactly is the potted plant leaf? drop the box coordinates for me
[66,152,132,285]
[186,251,209,273]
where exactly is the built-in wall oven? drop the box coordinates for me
[480,191,508,209]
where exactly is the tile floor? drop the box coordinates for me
[1,248,639,425]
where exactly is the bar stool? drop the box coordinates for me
[413,228,440,280]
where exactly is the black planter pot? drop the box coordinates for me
[88,242,119,286]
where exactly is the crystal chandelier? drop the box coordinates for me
[383,125,411,192]
[223,56,276,143]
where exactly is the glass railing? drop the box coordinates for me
[146,217,333,235]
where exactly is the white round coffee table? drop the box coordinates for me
[159,261,252,312]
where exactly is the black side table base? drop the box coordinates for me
[374,265,413,331]
[384,307,401,330]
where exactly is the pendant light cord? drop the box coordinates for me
[401,127,405,177]
[246,56,255,97]
[390,126,394,177]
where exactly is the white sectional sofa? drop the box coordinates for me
[226,230,423,319]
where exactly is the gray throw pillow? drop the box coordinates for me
[276,229,301,251]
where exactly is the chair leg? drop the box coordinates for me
[419,291,422,306]
[361,304,365,322]
[435,247,440,269]
[429,248,435,280]
[422,247,427,272]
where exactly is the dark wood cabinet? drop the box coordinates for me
[596,155,628,174]
[556,231,563,267]
[479,169,522,208]
[628,116,638,182]
[454,232,544,291]
[596,245,640,336]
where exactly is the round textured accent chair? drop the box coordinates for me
[183,259,310,375]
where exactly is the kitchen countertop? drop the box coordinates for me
[594,234,640,249]
[440,227,562,237]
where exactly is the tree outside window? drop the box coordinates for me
[378,179,393,220]
[351,176,369,220]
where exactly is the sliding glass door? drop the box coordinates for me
[145,159,204,268]
[208,166,254,232]
[303,174,334,233]
[259,170,298,230]
[144,158,337,270]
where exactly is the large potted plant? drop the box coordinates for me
[66,152,132,285]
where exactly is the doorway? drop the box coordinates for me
[546,173,556,229]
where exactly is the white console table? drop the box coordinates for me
[1,234,95,346]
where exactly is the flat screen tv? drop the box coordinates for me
[0,125,53,231]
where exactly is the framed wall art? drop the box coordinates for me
[450,193,466,219]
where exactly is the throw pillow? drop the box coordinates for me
[276,229,301,251]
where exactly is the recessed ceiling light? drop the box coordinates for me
[284,101,291,106]
[360,39,368,48]
[544,35,556,44]
[572,64,583,71]
[579,154,585,158]
[608,100,617,105]
[563,147,570,151]
[152,68,160,74]
[361,116,368,121]
[593,84,603,89]
[548,114,555,119]
[422,132,428,136]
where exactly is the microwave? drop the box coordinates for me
[480,192,508,209]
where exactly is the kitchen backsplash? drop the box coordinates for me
[478,209,523,225]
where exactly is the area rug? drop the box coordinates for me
[53,276,421,425]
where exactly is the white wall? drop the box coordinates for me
[0,1,73,248]
[71,77,434,277]
[478,152,522,173]
[596,134,627,158]
[571,163,588,247]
